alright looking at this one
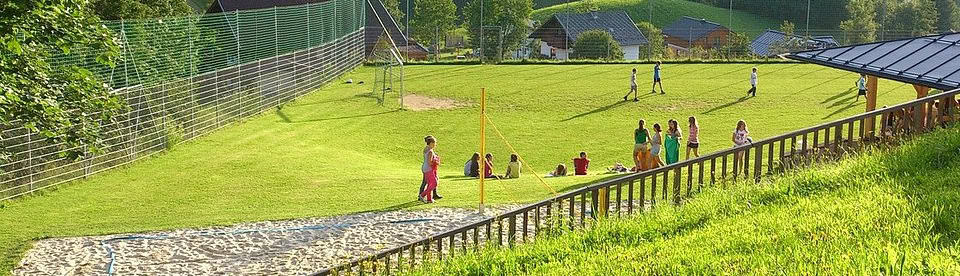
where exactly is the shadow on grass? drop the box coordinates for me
[821,87,856,104]
[563,101,630,122]
[822,96,863,119]
[275,108,400,123]
[701,96,750,115]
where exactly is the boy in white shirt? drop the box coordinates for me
[623,68,639,102]
[748,67,758,97]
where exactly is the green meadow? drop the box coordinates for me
[0,63,920,273]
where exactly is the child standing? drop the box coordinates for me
[686,116,700,160]
[748,67,758,97]
[650,124,665,169]
[504,154,521,179]
[732,120,750,172]
[623,68,639,102]
[856,74,867,101]
[652,61,665,94]
[573,152,590,175]
[664,119,682,165]
[419,136,441,203]
[633,120,650,171]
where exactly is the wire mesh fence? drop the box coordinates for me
[0,0,366,201]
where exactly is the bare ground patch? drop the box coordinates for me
[402,94,470,111]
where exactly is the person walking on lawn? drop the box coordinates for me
[419,136,442,203]
[623,68,639,101]
[652,61,665,94]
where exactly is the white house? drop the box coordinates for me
[528,11,648,60]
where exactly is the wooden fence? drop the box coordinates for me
[317,88,960,275]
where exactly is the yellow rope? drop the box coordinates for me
[483,113,558,195]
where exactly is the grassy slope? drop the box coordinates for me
[0,64,918,274]
[532,0,780,37]
[414,125,960,275]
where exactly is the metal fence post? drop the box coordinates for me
[27,133,33,193]
[275,6,280,108]
[236,11,242,120]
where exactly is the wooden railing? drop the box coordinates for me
[317,89,960,275]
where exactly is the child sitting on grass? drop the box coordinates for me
[483,153,498,179]
[573,152,590,175]
[504,154,521,179]
[549,164,568,177]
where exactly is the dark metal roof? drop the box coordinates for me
[662,16,727,42]
[786,33,960,91]
[750,29,839,57]
[529,11,648,46]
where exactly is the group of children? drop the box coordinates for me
[461,152,521,179]
[631,117,753,172]
[623,62,760,101]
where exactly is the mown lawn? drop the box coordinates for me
[532,0,780,36]
[0,64,919,273]
[412,125,960,275]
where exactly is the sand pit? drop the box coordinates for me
[14,206,516,275]
[402,94,469,111]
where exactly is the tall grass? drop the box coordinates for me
[411,126,960,274]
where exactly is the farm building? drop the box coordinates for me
[662,16,730,53]
[528,11,648,60]
[750,29,839,57]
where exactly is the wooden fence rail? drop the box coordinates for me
[317,89,960,275]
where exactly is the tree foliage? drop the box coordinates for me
[0,0,126,162]
[463,0,533,62]
[935,0,960,32]
[87,0,193,20]
[571,30,624,60]
[717,32,751,59]
[636,22,665,60]
[411,0,457,60]
[840,0,879,44]
[883,0,938,37]
[382,0,407,31]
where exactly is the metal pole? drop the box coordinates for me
[480,0,484,64]
[479,88,486,213]
[805,0,811,37]
[729,0,732,30]
[236,11,242,119]
[275,6,280,107]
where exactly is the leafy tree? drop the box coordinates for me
[411,0,457,61]
[87,0,193,20]
[840,0,879,44]
[1,0,126,162]
[718,32,751,59]
[383,0,407,32]
[463,0,533,62]
[780,20,796,37]
[635,22,665,60]
[884,0,938,37]
[935,0,960,32]
[571,30,623,60]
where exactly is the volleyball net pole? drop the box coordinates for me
[479,88,486,214]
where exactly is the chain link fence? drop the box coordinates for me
[1,0,366,201]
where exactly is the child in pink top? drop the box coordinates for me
[419,136,441,203]
[686,116,700,160]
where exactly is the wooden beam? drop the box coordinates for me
[914,85,931,128]
[864,76,878,137]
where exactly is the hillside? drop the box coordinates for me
[412,125,960,274]
[532,0,780,37]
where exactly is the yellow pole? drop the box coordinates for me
[479,88,486,214]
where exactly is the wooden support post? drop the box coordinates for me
[864,76,879,137]
[914,84,930,128]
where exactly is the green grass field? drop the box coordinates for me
[412,125,960,275]
[532,0,780,37]
[0,63,920,274]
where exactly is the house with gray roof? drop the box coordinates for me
[662,16,730,52]
[528,11,648,60]
[750,29,839,57]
